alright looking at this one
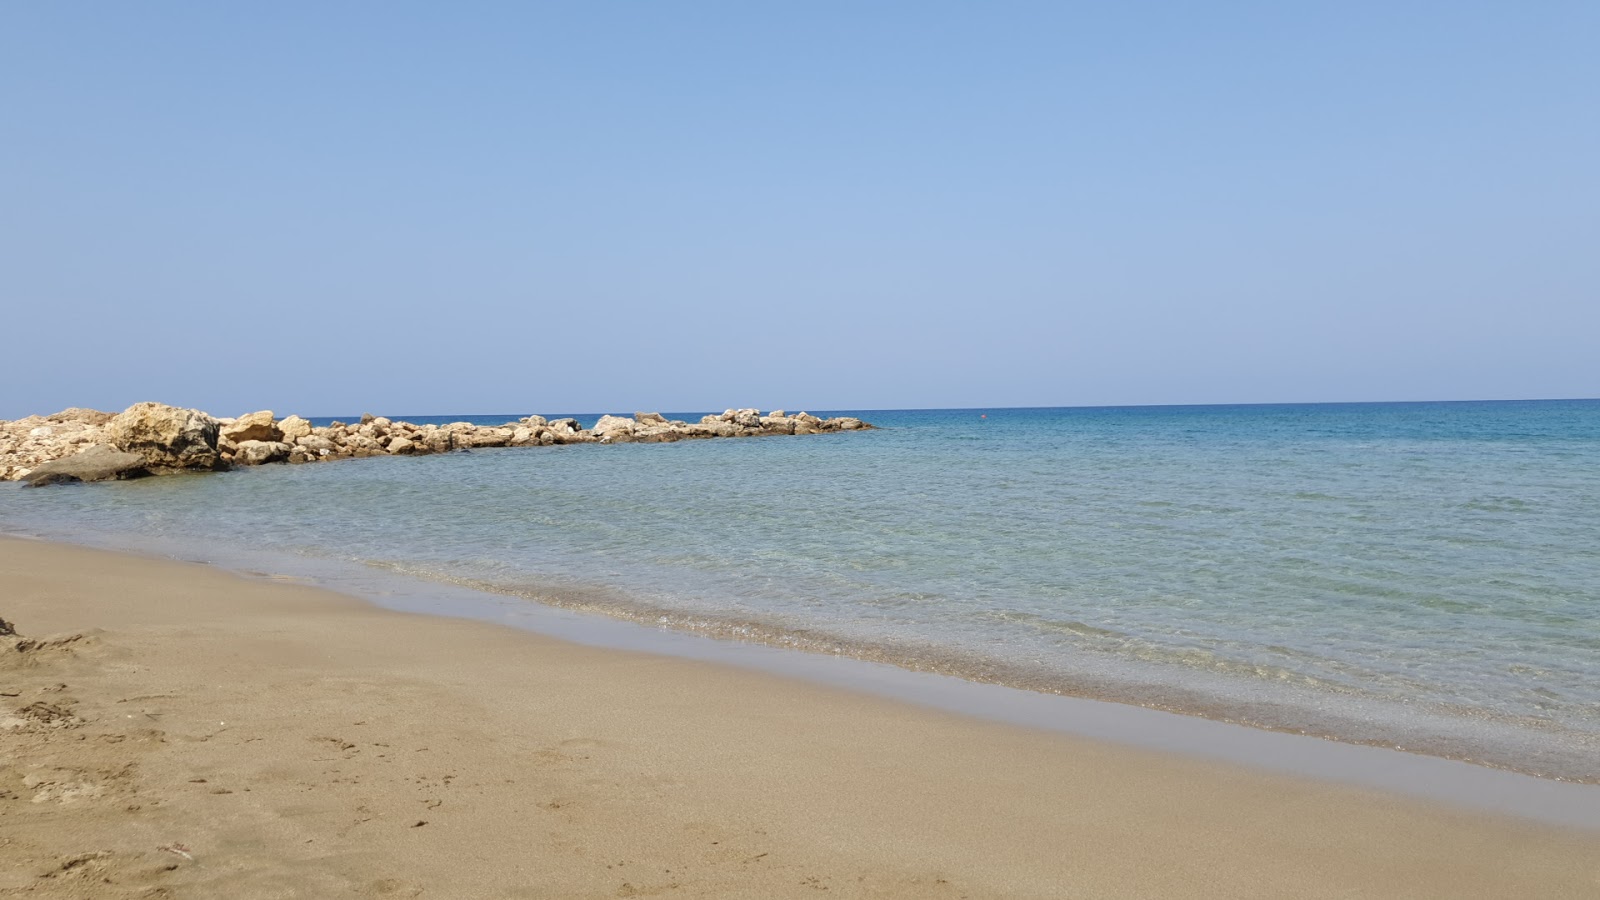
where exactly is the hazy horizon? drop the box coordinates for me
[4,4,1596,420]
[10,395,1599,424]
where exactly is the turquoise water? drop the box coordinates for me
[4,400,1598,779]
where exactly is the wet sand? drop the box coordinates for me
[2,537,1596,898]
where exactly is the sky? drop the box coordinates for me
[3,2,1597,418]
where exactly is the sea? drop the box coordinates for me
[3,400,1598,782]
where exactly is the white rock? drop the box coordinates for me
[593,415,636,434]
[278,415,313,441]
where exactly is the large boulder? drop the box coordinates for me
[278,415,313,442]
[233,440,292,465]
[221,411,282,444]
[46,407,115,426]
[22,444,147,487]
[107,403,223,471]
[593,415,635,435]
[592,415,636,444]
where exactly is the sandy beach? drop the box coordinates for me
[2,537,1596,899]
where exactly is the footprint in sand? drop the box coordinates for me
[24,772,107,804]
[358,877,424,897]
[9,700,85,729]
[531,737,616,766]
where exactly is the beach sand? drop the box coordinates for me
[2,537,1596,898]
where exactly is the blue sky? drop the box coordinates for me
[3,2,1596,417]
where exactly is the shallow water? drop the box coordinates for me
[5,400,1598,780]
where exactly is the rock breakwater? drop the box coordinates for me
[0,404,872,485]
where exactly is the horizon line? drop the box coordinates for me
[7,396,1598,423]
[291,396,1600,419]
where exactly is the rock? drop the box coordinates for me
[22,445,147,486]
[295,435,335,454]
[278,415,313,441]
[233,440,292,465]
[0,400,872,482]
[360,413,376,424]
[593,415,636,435]
[344,434,385,454]
[47,408,115,426]
[107,402,223,471]
[457,427,513,449]
[221,410,283,444]
[692,422,736,437]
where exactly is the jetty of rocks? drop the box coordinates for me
[0,403,872,486]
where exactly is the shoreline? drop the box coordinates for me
[3,537,1597,897]
[411,565,1600,786]
[7,515,1598,793]
[8,400,1597,788]
[7,532,1600,829]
